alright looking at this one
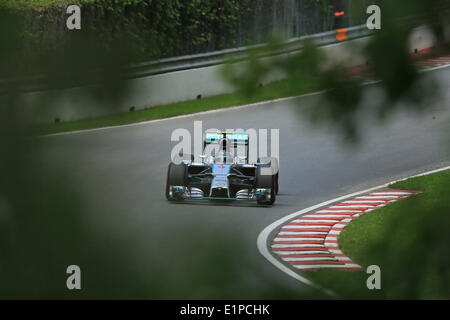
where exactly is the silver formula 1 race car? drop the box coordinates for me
[165,131,279,205]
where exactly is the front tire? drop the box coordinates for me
[165,162,187,201]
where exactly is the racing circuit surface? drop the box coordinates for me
[39,67,450,298]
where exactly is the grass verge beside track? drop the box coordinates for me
[36,79,318,135]
[307,169,450,299]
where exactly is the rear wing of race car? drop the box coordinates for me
[204,131,250,162]
[204,132,249,145]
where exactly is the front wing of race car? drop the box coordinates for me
[166,162,277,205]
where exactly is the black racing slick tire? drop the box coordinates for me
[258,157,279,195]
[255,166,276,205]
[275,171,279,195]
[165,162,187,201]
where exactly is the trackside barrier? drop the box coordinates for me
[3,23,448,124]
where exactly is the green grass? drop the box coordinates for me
[35,78,318,135]
[308,169,450,299]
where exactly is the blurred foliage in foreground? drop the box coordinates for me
[0,3,319,299]
[1,0,450,299]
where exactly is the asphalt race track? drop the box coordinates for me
[40,66,450,298]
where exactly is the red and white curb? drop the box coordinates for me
[415,53,450,71]
[257,165,450,294]
[271,189,421,271]
[349,52,450,81]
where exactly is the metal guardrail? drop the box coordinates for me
[1,24,372,94]
[128,24,372,78]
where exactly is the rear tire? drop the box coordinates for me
[255,166,276,205]
[258,157,279,195]
[275,172,279,195]
[165,162,187,201]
